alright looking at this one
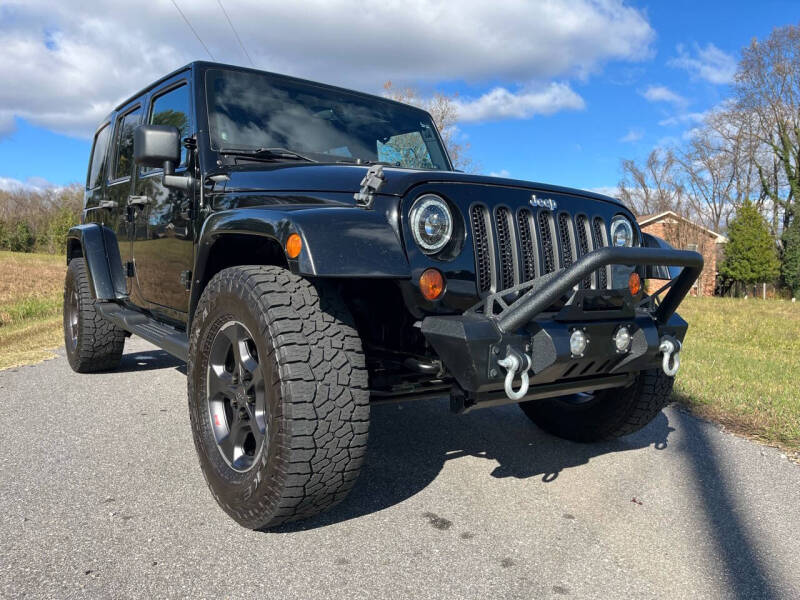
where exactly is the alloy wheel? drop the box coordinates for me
[206,321,267,472]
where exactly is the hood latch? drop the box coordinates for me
[354,164,385,209]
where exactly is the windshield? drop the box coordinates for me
[205,69,451,170]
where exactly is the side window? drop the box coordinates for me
[86,124,110,189]
[113,107,142,180]
[149,84,190,167]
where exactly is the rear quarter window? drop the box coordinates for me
[86,124,111,189]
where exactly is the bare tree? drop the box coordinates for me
[383,81,475,172]
[617,149,687,217]
[734,23,800,232]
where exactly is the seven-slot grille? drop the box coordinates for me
[470,204,612,294]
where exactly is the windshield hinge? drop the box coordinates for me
[354,164,385,209]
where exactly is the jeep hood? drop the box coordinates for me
[215,163,623,206]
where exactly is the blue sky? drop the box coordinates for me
[0,0,796,193]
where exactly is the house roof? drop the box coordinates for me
[636,211,728,244]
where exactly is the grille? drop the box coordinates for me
[575,215,591,289]
[538,210,556,274]
[470,204,611,295]
[557,213,574,269]
[471,205,493,293]
[517,209,537,281]
[592,217,609,289]
[494,207,516,290]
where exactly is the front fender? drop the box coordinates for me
[66,224,127,301]
[196,202,411,278]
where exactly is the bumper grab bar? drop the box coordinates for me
[496,247,704,334]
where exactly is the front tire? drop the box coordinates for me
[188,266,369,529]
[63,258,125,373]
[520,369,674,442]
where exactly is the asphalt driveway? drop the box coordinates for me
[1,337,798,599]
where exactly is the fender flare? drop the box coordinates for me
[66,224,127,301]
[189,205,411,320]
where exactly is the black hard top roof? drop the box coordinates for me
[112,61,428,116]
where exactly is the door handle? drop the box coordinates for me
[99,200,118,210]
[128,195,151,207]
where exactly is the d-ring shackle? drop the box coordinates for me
[659,337,681,377]
[497,351,532,400]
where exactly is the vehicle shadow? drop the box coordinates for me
[112,349,185,374]
[274,398,674,532]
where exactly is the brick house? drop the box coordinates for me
[637,211,727,297]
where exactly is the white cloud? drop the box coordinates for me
[589,186,620,199]
[641,85,688,107]
[619,128,643,143]
[658,112,707,127]
[490,169,511,178]
[0,112,15,137]
[0,176,58,192]
[454,83,585,122]
[0,0,654,137]
[668,43,737,85]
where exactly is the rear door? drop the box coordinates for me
[106,103,143,295]
[130,78,195,313]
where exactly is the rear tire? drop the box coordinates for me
[187,265,369,529]
[63,258,125,373]
[520,369,674,442]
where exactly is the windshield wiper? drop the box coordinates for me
[219,147,317,163]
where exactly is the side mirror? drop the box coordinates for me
[134,125,194,192]
[134,124,181,170]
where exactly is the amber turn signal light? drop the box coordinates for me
[419,268,445,301]
[629,272,642,296]
[286,233,302,259]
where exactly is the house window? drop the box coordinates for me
[686,243,698,252]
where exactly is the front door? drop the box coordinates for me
[130,80,195,314]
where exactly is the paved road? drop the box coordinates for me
[1,337,798,599]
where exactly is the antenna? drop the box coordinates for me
[170,0,215,61]
[217,0,255,67]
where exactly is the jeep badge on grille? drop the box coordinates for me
[530,194,557,210]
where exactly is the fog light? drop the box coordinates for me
[614,326,632,353]
[570,329,588,357]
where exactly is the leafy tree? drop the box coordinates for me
[720,201,780,286]
[45,206,80,254]
[782,218,800,296]
[9,221,34,253]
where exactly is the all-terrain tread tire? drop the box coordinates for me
[187,265,369,530]
[520,369,674,442]
[63,258,125,373]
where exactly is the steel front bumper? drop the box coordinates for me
[420,246,703,412]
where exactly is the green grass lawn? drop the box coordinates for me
[674,296,800,454]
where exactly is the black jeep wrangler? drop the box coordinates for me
[65,62,702,529]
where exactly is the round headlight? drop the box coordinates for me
[409,195,453,254]
[610,216,635,247]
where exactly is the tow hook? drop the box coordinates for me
[497,349,533,401]
[659,336,681,377]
